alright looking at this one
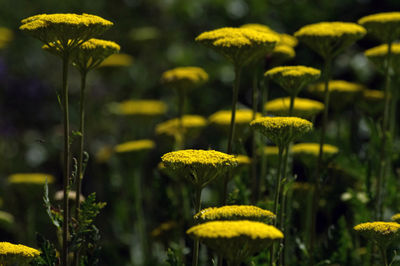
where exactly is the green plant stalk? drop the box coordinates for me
[379,246,388,266]
[260,79,270,198]
[278,146,289,266]
[192,187,202,266]
[289,93,295,117]
[61,52,71,266]
[177,88,186,149]
[310,56,332,258]
[222,65,241,205]
[271,145,284,266]
[376,41,392,220]
[251,71,260,204]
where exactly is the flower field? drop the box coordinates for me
[1,1,400,265]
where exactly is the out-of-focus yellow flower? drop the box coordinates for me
[294,22,366,59]
[358,89,385,116]
[0,242,40,265]
[20,13,113,51]
[354,221,400,247]
[161,67,208,90]
[265,66,321,96]
[358,12,400,42]
[209,109,261,137]
[99,53,133,67]
[392,213,400,223]
[365,43,400,74]
[95,145,114,163]
[265,97,324,118]
[161,149,237,188]
[234,155,251,165]
[187,220,283,263]
[309,80,365,110]
[0,27,13,49]
[8,173,54,185]
[250,117,313,148]
[114,139,155,154]
[292,143,339,157]
[156,115,207,140]
[108,99,167,117]
[195,27,279,67]
[194,205,275,223]
[151,221,177,238]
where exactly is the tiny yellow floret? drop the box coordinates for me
[114,139,155,153]
[265,97,324,118]
[8,173,54,185]
[194,205,275,223]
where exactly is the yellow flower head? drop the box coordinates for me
[250,116,313,148]
[114,139,155,154]
[265,66,321,96]
[260,146,279,157]
[392,214,400,223]
[241,24,297,47]
[99,53,133,67]
[358,89,385,116]
[161,149,237,188]
[292,143,338,167]
[354,221,400,247]
[151,221,177,238]
[362,89,385,102]
[43,38,120,72]
[265,97,324,118]
[0,27,13,49]
[0,242,40,265]
[269,45,296,64]
[365,43,400,74]
[294,22,366,59]
[209,109,261,137]
[234,155,251,165]
[8,173,55,185]
[187,220,283,263]
[194,205,275,223]
[161,66,208,90]
[108,99,167,116]
[195,27,279,67]
[358,12,400,42]
[20,13,113,51]
[155,115,207,139]
[280,33,298,47]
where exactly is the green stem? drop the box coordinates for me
[61,52,71,266]
[177,88,186,149]
[376,41,392,220]
[222,65,241,205]
[310,56,332,259]
[251,71,260,204]
[192,187,202,266]
[289,94,295,117]
[379,246,388,266]
[260,79,270,199]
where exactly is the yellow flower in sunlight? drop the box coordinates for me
[187,220,283,263]
[359,12,400,42]
[292,143,339,162]
[194,205,275,223]
[0,242,40,265]
[209,109,261,127]
[234,155,251,165]
[365,43,400,74]
[392,214,400,223]
[354,221,400,247]
[155,115,207,138]
[294,22,366,58]
[195,27,279,66]
[99,53,133,67]
[250,116,313,148]
[114,139,155,153]
[8,173,54,185]
[161,67,208,90]
[265,97,324,118]
[108,99,167,116]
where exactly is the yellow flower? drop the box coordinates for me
[95,145,114,163]
[161,67,208,90]
[308,80,365,110]
[234,155,251,165]
[151,221,177,238]
[98,53,133,67]
[161,149,237,188]
[108,99,167,116]
[187,220,283,263]
[265,97,324,118]
[392,214,400,223]
[362,89,385,102]
[294,22,366,59]
[114,139,155,153]
[358,12,400,42]
[365,43,400,74]
[209,109,261,137]
[265,66,321,96]
[241,24,297,47]
[195,27,279,67]
[20,13,113,51]
[8,173,54,185]
[0,242,40,265]
[358,89,385,116]
[250,116,313,147]
[280,33,298,47]
[155,115,207,139]
[260,146,279,156]
[354,221,400,247]
[0,27,13,49]
[194,205,275,223]
[269,45,296,63]
[292,143,338,156]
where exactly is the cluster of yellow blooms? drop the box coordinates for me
[234,155,251,165]
[109,99,167,116]
[194,205,275,223]
[155,115,207,138]
[0,242,40,265]
[354,222,400,247]
[250,117,313,147]
[8,173,55,185]
[358,12,400,42]
[114,139,155,154]
[265,97,324,118]
[392,214,400,223]
[291,143,339,158]
[209,109,260,126]
[161,67,208,90]
[365,43,400,73]
[99,53,134,67]
[0,27,13,49]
